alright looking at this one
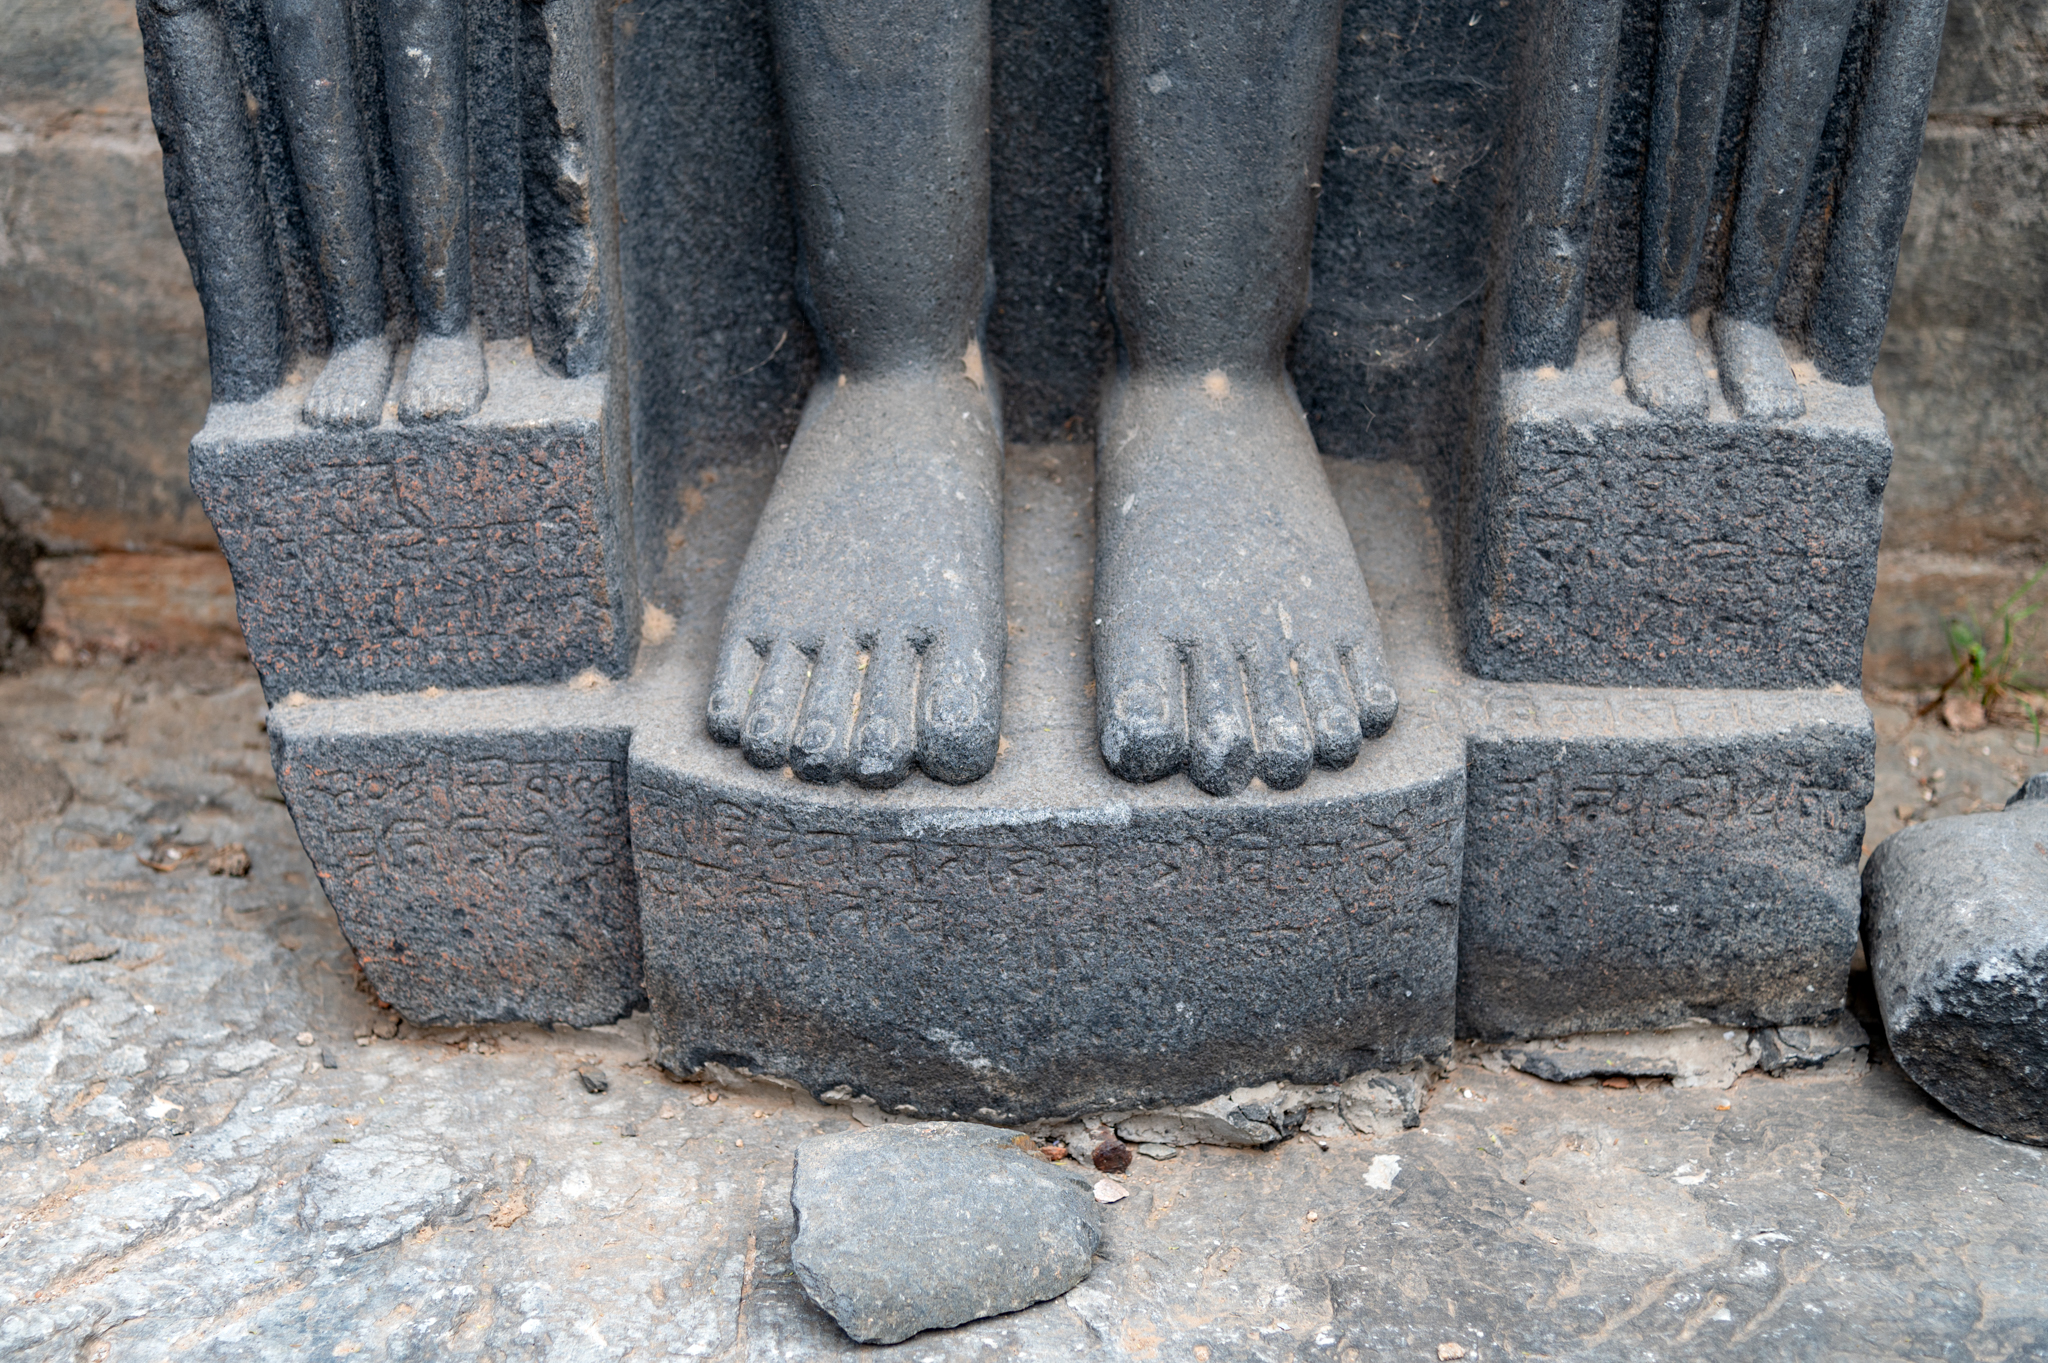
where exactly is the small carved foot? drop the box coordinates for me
[1623,314,1709,418]
[707,366,1006,787]
[1711,313,1805,421]
[1093,371,1396,797]
[396,327,487,424]
[303,335,394,429]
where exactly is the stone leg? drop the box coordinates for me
[705,0,1005,788]
[1808,0,1948,385]
[1711,0,1857,420]
[1622,0,1740,417]
[267,0,393,427]
[1499,0,1625,372]
[1094,0,1394,797]
[136,0,287,403]
[379,0,486,422]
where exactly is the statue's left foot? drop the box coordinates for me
[396,327,487,424]
[1093,371,1396,797]
[1711,313,1805,420]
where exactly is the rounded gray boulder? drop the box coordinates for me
[1862,775,2048,1145]
[790,1121,1102,1344]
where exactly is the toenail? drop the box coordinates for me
[1114,682,1168,726]
[925,682,980,728]
[796,721,835,751]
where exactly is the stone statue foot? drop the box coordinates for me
[396,327,487,424]
[1093,371,1396,797]
[1623,314,1709,418]
[707,365,1006,788]
[303,335,394,429]
[1710,313,1805,421]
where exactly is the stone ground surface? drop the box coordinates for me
[2,657,2046,1362]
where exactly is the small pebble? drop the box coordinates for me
[320,1050,339,1069]
[207,843,252,877]
[63,943,118,964]
[577,1066,609,1094]
[1091,1130,1132,1174]
[1093,1179,1128,1204]
[1136,1143,1179,1161]
[295,1032,315,1047]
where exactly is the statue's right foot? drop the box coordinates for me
[706,364,1006,788]
[1623,314,1709,418]
[396,327,487,424]
[303,335,393,429]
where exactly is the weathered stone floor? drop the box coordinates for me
[2,657,2045,1362]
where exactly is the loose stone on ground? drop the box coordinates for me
[1863,775,2048,1145]
[788,1122,1101,1344]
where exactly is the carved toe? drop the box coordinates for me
[1293,639,1362,769]
[915,633,1001,785]
[1346,639,1399,740]
[706,633,763,745]
[1246,639,1312,791]
[849,637,917,789]
[1096,643,1187,783]
[1186,641,1254,797]
[739,640,809,771]
[790,636,861,784]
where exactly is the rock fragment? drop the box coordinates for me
[1496,1026,1761,1090]
[207,842,252,876]
[1863,778,2048,1145]
[1757,1018,1869,1075]
[1090,1130,1131,1173]
[790,1121,1100,1345]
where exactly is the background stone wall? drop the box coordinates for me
[1,0,2042,686]
[0,0,238,661]
[1866,0,2048,686]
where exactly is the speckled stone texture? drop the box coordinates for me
[1458,688,1874,1040]
[268,449,1469,1101]
[1862,775,2048,1146]
[263,444,1872,1100]
[1463,332,1891,689]
[190,351,638,703]
[788,1122,1100,1344]
[10,657,2048,1363]
[273,722,643,1029]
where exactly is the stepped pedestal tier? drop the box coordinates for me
[258,440,1871,1122]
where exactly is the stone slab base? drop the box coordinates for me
[1463,333,1890,689]
[1454,685,1872,1039]
[265,443,1872,1118]
[272,716,644,1027]
[190,346,638,702]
